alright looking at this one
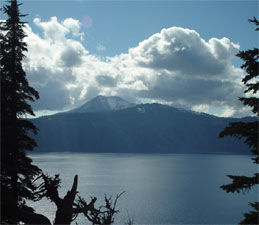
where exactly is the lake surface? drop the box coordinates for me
[29,153,257,224]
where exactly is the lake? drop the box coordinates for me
[29,153,257,224]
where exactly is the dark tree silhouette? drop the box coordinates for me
[0,0,44,223]
[34,174,124,225]
[1,2,126,224]
[219,17,259,224]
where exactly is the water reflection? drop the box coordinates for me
[29,153,257,224]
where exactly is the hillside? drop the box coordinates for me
[31,99,253,154]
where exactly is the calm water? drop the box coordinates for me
[29,153,257,224]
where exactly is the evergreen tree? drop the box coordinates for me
[219,17,259,224]
[0,2,126,224]
[0,0,42,223]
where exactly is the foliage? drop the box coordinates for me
[219,17,259,224]
[1,2,126,224]
[0,0,41,223]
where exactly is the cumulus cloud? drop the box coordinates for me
[31,81,71,111]
[63,18,84,40]
[138,73,241,104]
[22,17,250,117]
[60,44,84,67]
[33,17,84,41]
[96,75,117,87]
[128,27,240,77]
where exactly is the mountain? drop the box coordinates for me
[30,99,255,154]
[68,95,136,113]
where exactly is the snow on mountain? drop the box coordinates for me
[69,95,136,113]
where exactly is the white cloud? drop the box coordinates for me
[33,17,84,41]
[192,104,209,113]
[33,17,67,41]
[218,107,236,118]
[96,44,106,51]
[209,37,240,60]
[22,17,251,117]
[128,27,240,78]
[63,18,84,40]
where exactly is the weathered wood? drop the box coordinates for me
[54,175,78,225]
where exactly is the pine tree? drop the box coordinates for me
[0,0,42,223]
[219,17,259,224]
[0,2,126,224]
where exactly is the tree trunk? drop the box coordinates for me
[54,175,78,225]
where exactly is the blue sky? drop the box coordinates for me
[1,0,258,117]
[21,1,258,57]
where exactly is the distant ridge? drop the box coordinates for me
[31,102,255,154]
[68,95,136,113]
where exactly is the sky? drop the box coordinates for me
[1,0,258,117]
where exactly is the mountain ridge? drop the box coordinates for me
[30,99,255,154]
[67,95,136,113]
